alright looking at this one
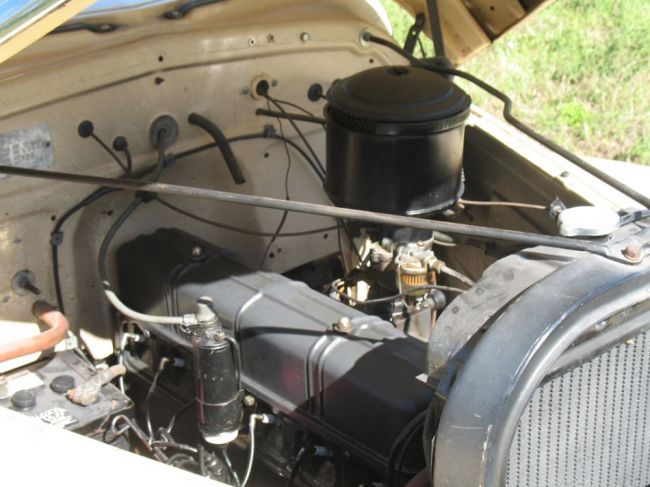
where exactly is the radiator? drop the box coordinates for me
[506,328,650,486]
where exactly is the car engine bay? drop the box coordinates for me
[0,1,649,486]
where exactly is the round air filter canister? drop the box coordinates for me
[325,65,471,215]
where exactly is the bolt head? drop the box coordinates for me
[622,243,642,261]
[243,395,256,407]
[334,316,353,334]
[191,245,204,258]
[300,32,310,43]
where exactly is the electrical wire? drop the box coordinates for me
[417,37,427,58]
[260,97,293,267]
[51,130,326,312]
[58,132,165,321]
[255,108,325,125]
[90,133,129,174]
[50,132,261,312]
[110,414,169,462]
[337,226,349,275]
[173,130,324,183]
[394,420,425,487]
[51,129,163,311]
[271,97,326,130]
[150,440,198,454]
[285,445,308,487]
[122,145,133,175]
[97,139,192,326]
[262,96,361,270]
[422,398,438,474]
[362,32,650,209]
[145,356,170,438]
[331,283,464,305]
[19,164,612,255]
[167,453,196,466]
[166,398,195,434]
[387,410,427,487]
[156,197,339,237]
[51,187,119,311]
[459,198,548,211]
[220,447,242,487]
[263,93,326,178]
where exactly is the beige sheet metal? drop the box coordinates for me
[0,0,401,358]
[0,1,557,67]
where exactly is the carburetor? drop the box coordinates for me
[367,235,448,340]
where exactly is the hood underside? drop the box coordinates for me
[0,0,554,66]
[394,0,554,64]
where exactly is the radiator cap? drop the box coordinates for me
[557,206,620,237]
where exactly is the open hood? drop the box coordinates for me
[0,0,98,64]
[394,0,555,64]
[1,0,554,66]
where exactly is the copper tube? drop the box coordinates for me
[458,198,547,210]
[0,301,69,363]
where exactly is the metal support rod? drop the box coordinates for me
[426,0,446,58]
[0,164,619,259]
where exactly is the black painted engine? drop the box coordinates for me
[117,229,432,482]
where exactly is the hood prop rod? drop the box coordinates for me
[0,163,629,262]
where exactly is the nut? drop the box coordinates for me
[243,395,257,407]
[191,245,205,261]
[334,316,353,334]
[622,243,642,261]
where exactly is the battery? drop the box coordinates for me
[0,350,132,440]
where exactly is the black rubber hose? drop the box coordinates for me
[51,187,120,311]
[364,33,650,209]
[188,113,246,185]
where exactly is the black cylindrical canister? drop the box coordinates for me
[325,65,471,216]
[191,325,242,445]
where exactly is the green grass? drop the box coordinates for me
[379,0,649,164]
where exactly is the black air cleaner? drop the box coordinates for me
[325,65,471,215]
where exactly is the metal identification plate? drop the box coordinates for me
[0,124,54,179]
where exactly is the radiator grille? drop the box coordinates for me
[506,329,650,486]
